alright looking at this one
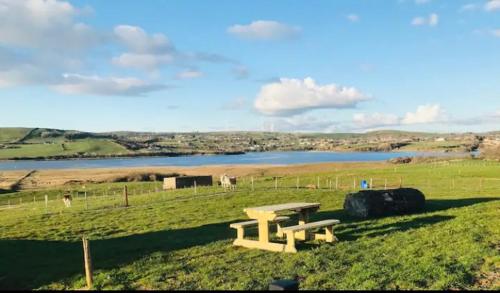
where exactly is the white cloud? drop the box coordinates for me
[347,14,360,22]
[52,73,167,96]
[353,113,400,128]
[401,104,443,124]
[175,69,203,80]
[352,104,445,130]
[254,77,370,116]
[485,0,500,11]
[0,0,102,50]
[412,13,439,27]
[227,20,301,41]
[112,25,177,71]
[460,3,478,12]
[114,25,173,54]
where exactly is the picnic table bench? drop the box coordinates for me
[230,202,340,253]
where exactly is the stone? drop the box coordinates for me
[343,188,426,218]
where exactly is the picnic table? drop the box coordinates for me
[232,202,321,252]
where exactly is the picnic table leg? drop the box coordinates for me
[325,226,337,243]
[296,209,310,240]
[236,227,245,240]
[276,222,285,238]
[258,218,270,244]
[284,231,297,253]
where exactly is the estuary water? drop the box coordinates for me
[0,151,459,171]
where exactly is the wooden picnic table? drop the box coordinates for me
[234,202,320,252]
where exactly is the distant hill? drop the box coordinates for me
[0,127,497,160]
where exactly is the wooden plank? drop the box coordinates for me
[229,216,290,228]
[281,219,340,232]
[244,202,320,213]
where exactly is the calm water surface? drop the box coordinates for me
[0,151,460,171]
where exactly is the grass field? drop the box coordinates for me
[0,139,129,159]
[0,160,499,290]
[0,127,31,143]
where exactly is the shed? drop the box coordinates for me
[163,176,213,190]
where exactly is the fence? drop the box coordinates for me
[1,171,499,218]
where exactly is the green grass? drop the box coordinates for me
[0,139,129,159]
[0,160,499,290]
[0,128,32,143]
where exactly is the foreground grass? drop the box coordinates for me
[0,160,499,290]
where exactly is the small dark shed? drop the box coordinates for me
[343,188,426,218]
[163,176,213,190]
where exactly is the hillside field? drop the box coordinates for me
[0,159,499,290]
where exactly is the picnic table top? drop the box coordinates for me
[244,202,320,214]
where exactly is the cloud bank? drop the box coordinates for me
[254,77,370,116]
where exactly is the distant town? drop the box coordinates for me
[1,127,499,160]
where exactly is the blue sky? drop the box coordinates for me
[0,0,499,133]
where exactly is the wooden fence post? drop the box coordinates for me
[399,176,403,188]
[82,237,93,289]
[84,191,88,210]
[251,176,254,191]
[296,177,299,190]
[317,177,320,189]
[194,180,197,195]
[335,176,338,190]
[275,177,278,190]
[384,178,387,189]
[44,195,48,211]
[124,185,129,207]
[370,178,373,189]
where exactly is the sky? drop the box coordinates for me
[0,0,499,133]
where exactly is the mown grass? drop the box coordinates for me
[0,139,129,159]
[0,159,499,290]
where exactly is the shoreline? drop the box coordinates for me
[0,148,467,163]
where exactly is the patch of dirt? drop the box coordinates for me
[0,161,392,190]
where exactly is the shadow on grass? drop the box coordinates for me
[0,197,498,289]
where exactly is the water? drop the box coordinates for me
[0,151,459,171]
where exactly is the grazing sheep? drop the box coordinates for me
[220,174,237,190]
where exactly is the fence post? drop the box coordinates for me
[251,176,254,191]
[84,191,88,210]
[384,178,387,189]
[335,176,338,190]
[44,195,48,211]
[124,185,129,207]
[353,178,356,190]
[275,177,278,190]
[370,178,373,189]
[296,177,299,190]
[317,177,320,189]
[194,180,197,195]
[399,176,403,188]
[82,237,93,290]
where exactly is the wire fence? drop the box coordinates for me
[1,172,499,218]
